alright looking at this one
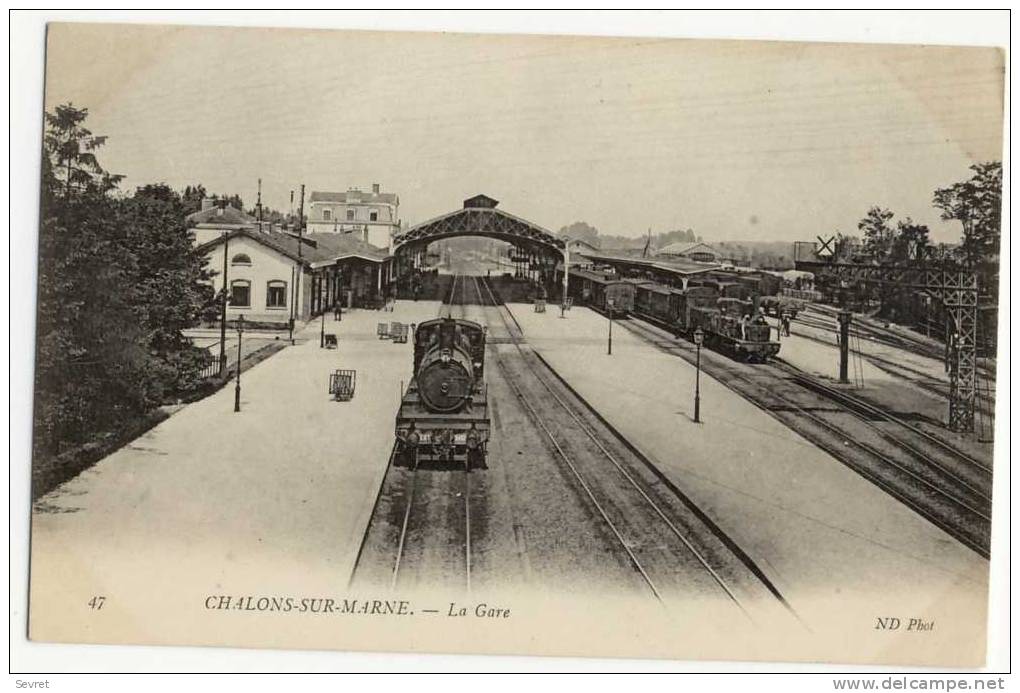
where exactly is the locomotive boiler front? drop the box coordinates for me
[416,322,476,413]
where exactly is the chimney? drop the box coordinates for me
[201,197,216,211]
[372,183,380,194]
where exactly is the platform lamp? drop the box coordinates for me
[234,314,245,413]
[607,296,615,355]
[693,327,704,424]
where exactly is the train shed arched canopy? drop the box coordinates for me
[393,194,565,258]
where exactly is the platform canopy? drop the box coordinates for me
[393,194,565,257]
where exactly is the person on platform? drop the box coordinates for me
[781,313,791,337]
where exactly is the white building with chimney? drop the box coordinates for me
[305,183,400,250]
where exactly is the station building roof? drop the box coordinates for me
[196,228,392,268]
[578,251,721,278]
[567,267,630,284]
[309,189,399,205]
[186,204,256,228]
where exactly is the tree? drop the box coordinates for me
[558,221,599,246]
[891,219,931,263]
[182,184,208,213]
[858,206,895,262]
[933,161,1002,267]
[34,105,212,467]
[43,104,123,202]
[36,107,149,455]
[120,184,213,392]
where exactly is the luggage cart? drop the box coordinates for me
[329,369,357,401]
[391,322,408,343]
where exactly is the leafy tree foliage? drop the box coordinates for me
[933,161,1001,299]
[181,184,208,213]
[557,221,600,245]
[933,161,1002,267]
[856,206,931,265]
[556,221,701,252]
[34,104,211,461]
[858,206,896,262]
[891,219,931,264]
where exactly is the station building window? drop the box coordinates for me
[323,209,332,221]
[266,280,287,309]
[230,279,251,308]
[231,253,252,266]
[370,209,378,221]
[346,209,356,221]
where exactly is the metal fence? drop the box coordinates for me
[200,355,223,379]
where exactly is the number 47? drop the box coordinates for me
[88,596,106,610]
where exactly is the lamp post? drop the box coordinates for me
[234,314,244,413]
[320,307,326,348]
[693,327,704,424]
[607,297,614,355]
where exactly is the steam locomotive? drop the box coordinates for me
[395,317,490,467]
[634,285,780,362]
[558,265,780,362]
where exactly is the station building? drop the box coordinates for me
[655,241,722,264]
[191,203,394,325]
[305,183,400,250]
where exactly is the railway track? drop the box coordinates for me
[618,316,992,558]
[785,317,997,420]
[386,446,474,592]
[350,283,475,592]
[474,275,791,615]
[795,310,997,388]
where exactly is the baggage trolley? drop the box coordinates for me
[329,369,357,401]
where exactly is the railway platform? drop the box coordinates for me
[28,301,444,648]
[509,302,989,665]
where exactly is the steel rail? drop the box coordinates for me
[473,276,746,609]
[619,316,991,558]
[772,359,992,481]
[390,450,421,590]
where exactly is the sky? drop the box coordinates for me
[43,22,1004,244]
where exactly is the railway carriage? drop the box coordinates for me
[395,317,490,467]
[561,266,636,315]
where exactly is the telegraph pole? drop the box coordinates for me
[298,184,305,255]
[256,178,263,231]
[219,233,229,375]
[561,240,570,318]
[838,309,852,384]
